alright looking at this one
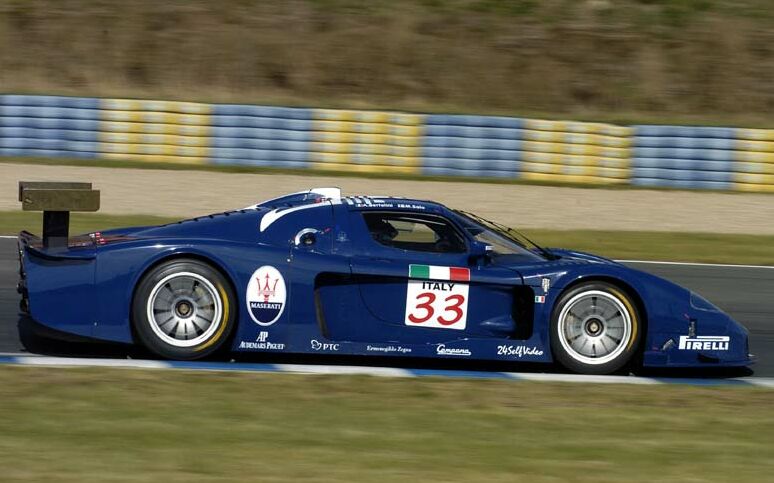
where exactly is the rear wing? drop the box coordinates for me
[18,181,100,248]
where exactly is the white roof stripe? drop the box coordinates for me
[244,187,341,210]
[259,204,324,232]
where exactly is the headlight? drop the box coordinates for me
[690,291,722,312]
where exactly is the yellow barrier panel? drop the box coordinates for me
[99,99,212,163]
[314,109,422,126]
[310,109,424,174]
[736,140,774,153]
[311,132,421,146]
[733,131,774,191]
[735,173,774,184]
[312,120,422,137]
[524,119,631,137]
[309,162,418,175]
[100,121,211,136]
[521,171,628,185]
[735,151,774,163]
[309,152,420,167]
[101,143,209,158]
[519,118,631,182]
[102,152,207,164]
[522,130,631,148]
[310,142,419,157]
[736,129,774,142]
[734,162,774,174]
[102,99,211,115]
[734,182,774,193]
[522,141,629,158]
[521,161,628,178]
[522,152,629,168]
[102,110,210,125]
[98,132,210,147]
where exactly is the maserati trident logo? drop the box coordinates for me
[246,266,286,326]
[257,273,279,302]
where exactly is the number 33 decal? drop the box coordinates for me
[408,292,465,325]
[404,282,469,330]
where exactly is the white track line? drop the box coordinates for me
[617,259,774,269]
[746,378,774,388]
[15,355,169,369]
[0,235,17,239]
[505,372,660,385]
[273,363,413,378]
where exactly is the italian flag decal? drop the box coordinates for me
[409,264,470,281]
[405,264,471,330]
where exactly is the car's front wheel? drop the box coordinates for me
[550,282,642,375]
[132,259,236,360]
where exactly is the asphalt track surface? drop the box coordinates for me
[1,237,772,377]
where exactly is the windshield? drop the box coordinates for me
[452,210,551,261]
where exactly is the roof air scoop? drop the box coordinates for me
[308,187,341,200]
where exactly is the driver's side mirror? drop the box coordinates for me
[469,240,493,265]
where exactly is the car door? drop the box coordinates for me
[345,209,525,344]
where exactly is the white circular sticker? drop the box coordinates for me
[246,265,287,326]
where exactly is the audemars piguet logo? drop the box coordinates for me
[238,331,285,350]
[246,266,286,326]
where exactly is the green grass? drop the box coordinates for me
[0,211,176,237]
[523,229,774,265]
[3,210,773,265]
[0,367,771,482]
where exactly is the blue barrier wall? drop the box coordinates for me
[0,95,100,159]
[3,94,774,192]
[211,104,313,169]
[422,115,523,178]
[631,126,737,190]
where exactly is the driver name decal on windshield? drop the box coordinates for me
[405,265,470,330]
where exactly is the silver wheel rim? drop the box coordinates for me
[557,290,632,366]
[146,272,223,348]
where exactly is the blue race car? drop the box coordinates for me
[17,187,753,374]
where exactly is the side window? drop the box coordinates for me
[361,212,467,254]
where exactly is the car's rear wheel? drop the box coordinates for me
[550,282,641,375]
[132,259,235,360]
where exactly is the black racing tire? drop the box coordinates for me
[132,259,236,360]
[549,282,642,375]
